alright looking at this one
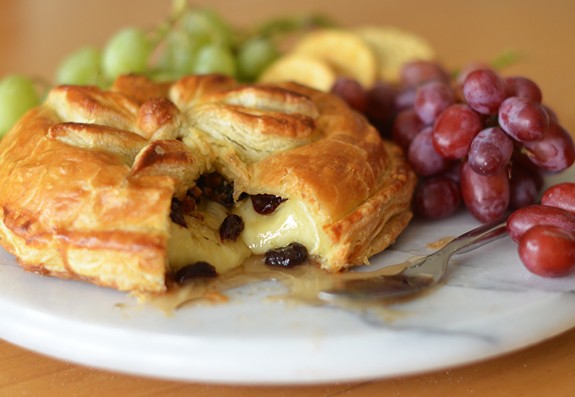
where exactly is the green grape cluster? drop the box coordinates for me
[0,0,334,138]
[57,6,283,86]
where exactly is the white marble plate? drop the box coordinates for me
[1,167,574,385]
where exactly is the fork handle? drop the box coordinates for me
[444,218,509,256]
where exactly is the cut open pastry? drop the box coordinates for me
[0,74,416,295]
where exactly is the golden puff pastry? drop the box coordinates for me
[0,74,416,294]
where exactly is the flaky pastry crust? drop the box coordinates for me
[0,74,416,294]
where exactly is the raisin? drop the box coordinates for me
[251,194,287,215]
[264,242,308,268]
[186,186,203,202]
[173,262,218,284]
[170,197,187,227]
[219,214,244,241]
[197,172,235,208]
[170,194,197,227]
[238,192,249,201]
[182,194,197,214]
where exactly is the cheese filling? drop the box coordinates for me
[234,198,329,257]
[167,201,251,275]
[167,196,328,276]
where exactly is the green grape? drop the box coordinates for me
[55,46,102,86]
[181,8,234,47]
[193,44,236,77]
[237,37,279,81]
[101,27,152,81]
[161,30,209,76]
[0,75,40,137]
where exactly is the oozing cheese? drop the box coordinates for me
[167,201,251,274]
[168,197,329,275]
[234,198,329,256]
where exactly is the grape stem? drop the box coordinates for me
[490,50,525,71]
[148,2,187,48]
[451,50,525,79]
[254,14,337,39]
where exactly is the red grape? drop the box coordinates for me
[509,162,540,209]
[498,96,549,142]
[432,104,482,159]
[365,81,396,132]
[543,105,559,123]
[331,76,368,113]
[456,62,493,87]
[460,161,510,222]
[541,182,575,215]
[504,76,542,103]
[521,120,575,172]
[442,161,462,183]
[394,86,417,112]
[518,225,575,277]
[468,127,513,175]
[414,176,461,219]
[506,204,575,243]
[414,80,455,125]
[512,151,544,191]
[462,68,507,114]
[392,108,425,150]
[408,126,451,176]
[400,60,450,87]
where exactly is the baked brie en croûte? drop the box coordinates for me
[0,74,416,295]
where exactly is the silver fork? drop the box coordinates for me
[318,218,509,301]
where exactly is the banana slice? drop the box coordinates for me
[356,26,435,82]
[258,55,337,92]
[291,29,378,88]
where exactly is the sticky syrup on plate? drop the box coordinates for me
[426,236,454,250]
[145,252,437,322]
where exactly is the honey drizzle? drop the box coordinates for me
[145,254,427,322]
[141,235,454,322]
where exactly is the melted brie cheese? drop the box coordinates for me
[234,198,329,256]
[167,201,251,274]
[168,196,330,276]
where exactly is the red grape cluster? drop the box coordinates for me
[332,61,575,223]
